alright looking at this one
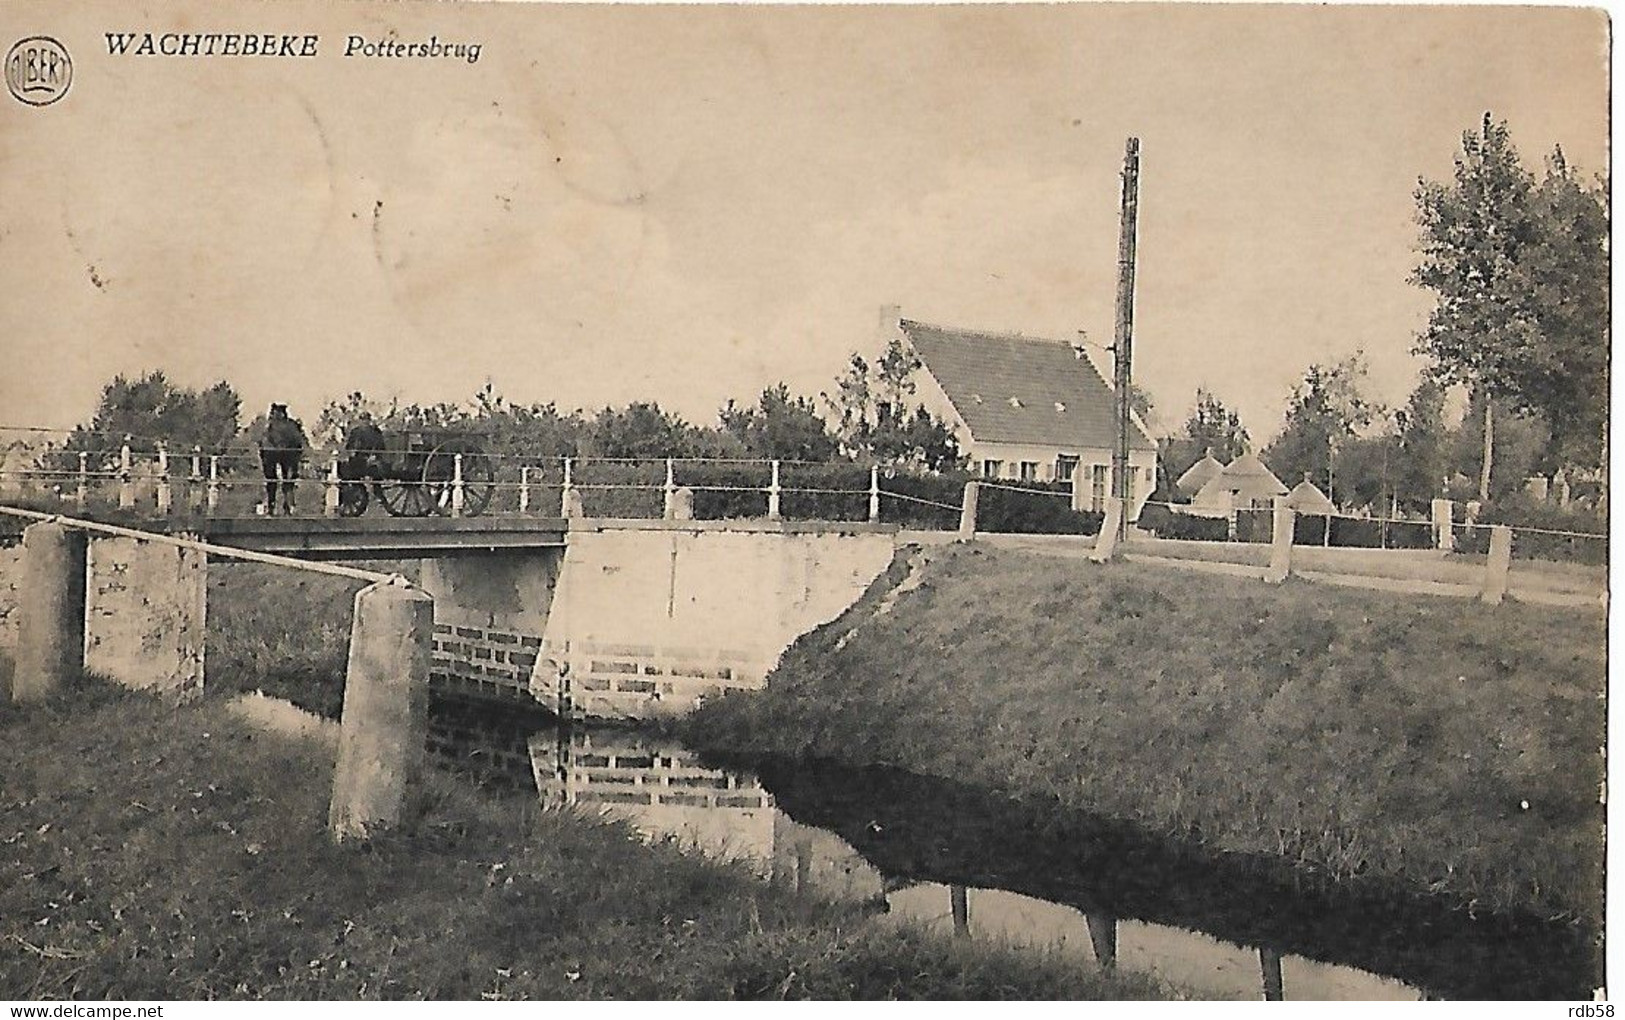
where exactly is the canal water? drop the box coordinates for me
[426,694,1599,1001]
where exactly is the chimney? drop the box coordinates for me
[878,303,901,344]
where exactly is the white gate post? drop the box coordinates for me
[519,465,531,514]
[117,440,134,510]
[155,443,172,514]
[1090,497,1124,562]
[958,481,980,540]
[75,452,88,509]
[1481,525,1513,605]
[663,458,676,519]
[1263,496,1294,584]
[1431,498,1455,553]
[206,455,220,514]
[868,465,881,523]
[324,456,341,517]
[560,457,574,517]
[189,447,203,512]
[450,453,465,518]
[768,460,782,521]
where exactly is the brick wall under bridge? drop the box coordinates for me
[411,521,899,720]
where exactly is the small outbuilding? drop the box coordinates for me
[1193,452,1288,511]
[1176,452,1225,497]
[1284,475,1337,516]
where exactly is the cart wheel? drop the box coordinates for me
[337,480,369,517]
[460,453,496,516]
[423,444,497,516]
[378,480,430,517]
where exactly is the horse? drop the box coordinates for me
[259,403,307,515]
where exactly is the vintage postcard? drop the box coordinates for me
[0,0,1610,1006]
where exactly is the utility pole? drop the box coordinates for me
[1112,137,1141,540]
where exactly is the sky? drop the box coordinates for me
[0,1,1609,445]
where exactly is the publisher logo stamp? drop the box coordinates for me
[6,36,72,106]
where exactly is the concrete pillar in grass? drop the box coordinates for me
[1263,497,1294,584]
[958,481,979,540]
[12,522,88,703]
[1260,947,1284,1000]
[1480,525,1513,606]
[950,885,970,937]
[329,582,434,841]
[1089,497,1123,562]
[1086,912,1118,970]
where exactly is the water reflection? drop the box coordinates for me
[426,696,1596,1000]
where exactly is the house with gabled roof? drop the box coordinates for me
[881,307,1158,518]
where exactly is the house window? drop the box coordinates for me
[1055,455,1079,482]
[1090,465,1108,512]
[1019,461,1038,482]
[982,459,1003,479]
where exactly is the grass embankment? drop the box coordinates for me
[0,675,1173,1000]
[684,544,1606,922]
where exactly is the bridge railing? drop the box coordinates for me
[2,426,1137,534]
[0,433,979,528]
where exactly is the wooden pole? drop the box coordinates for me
[1111,137,1141,540]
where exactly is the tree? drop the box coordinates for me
[57,372,242,468]
[1446,389,1551,503]
[1391,378,1449,509]
[822,338,964,472]
[1412,114,1609,494]
[719,384,839,462]
[1160,388,1251,488]
[1517,149,1609,469]
[584,401,742,461]
[1263,354,1379,501]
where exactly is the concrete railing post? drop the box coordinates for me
[450,454,465,518]
[518,465,531,514]
[767,460,782,521]
[958,480,979,540]
[560,457,574,517]
[155,444,172,515]
[1480,525,1513,606]
[1090,497,1124,563]
[329,582,434,841]
[12,522,88,703]
[206,456,220,514]
[1226,506,1238,542]
[868,465,881,523]
[1263,497,1294,584]
[324,456,341,517]
[117,440,134,510]
[1432,498,1454,553]
[75,452,88,510]
[663,458,676,519]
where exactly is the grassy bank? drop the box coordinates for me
[684,544,1606,922]
[205,562,371,718]
[0,674,1173,1000]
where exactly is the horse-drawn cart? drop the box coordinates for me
[338,428,496,517]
